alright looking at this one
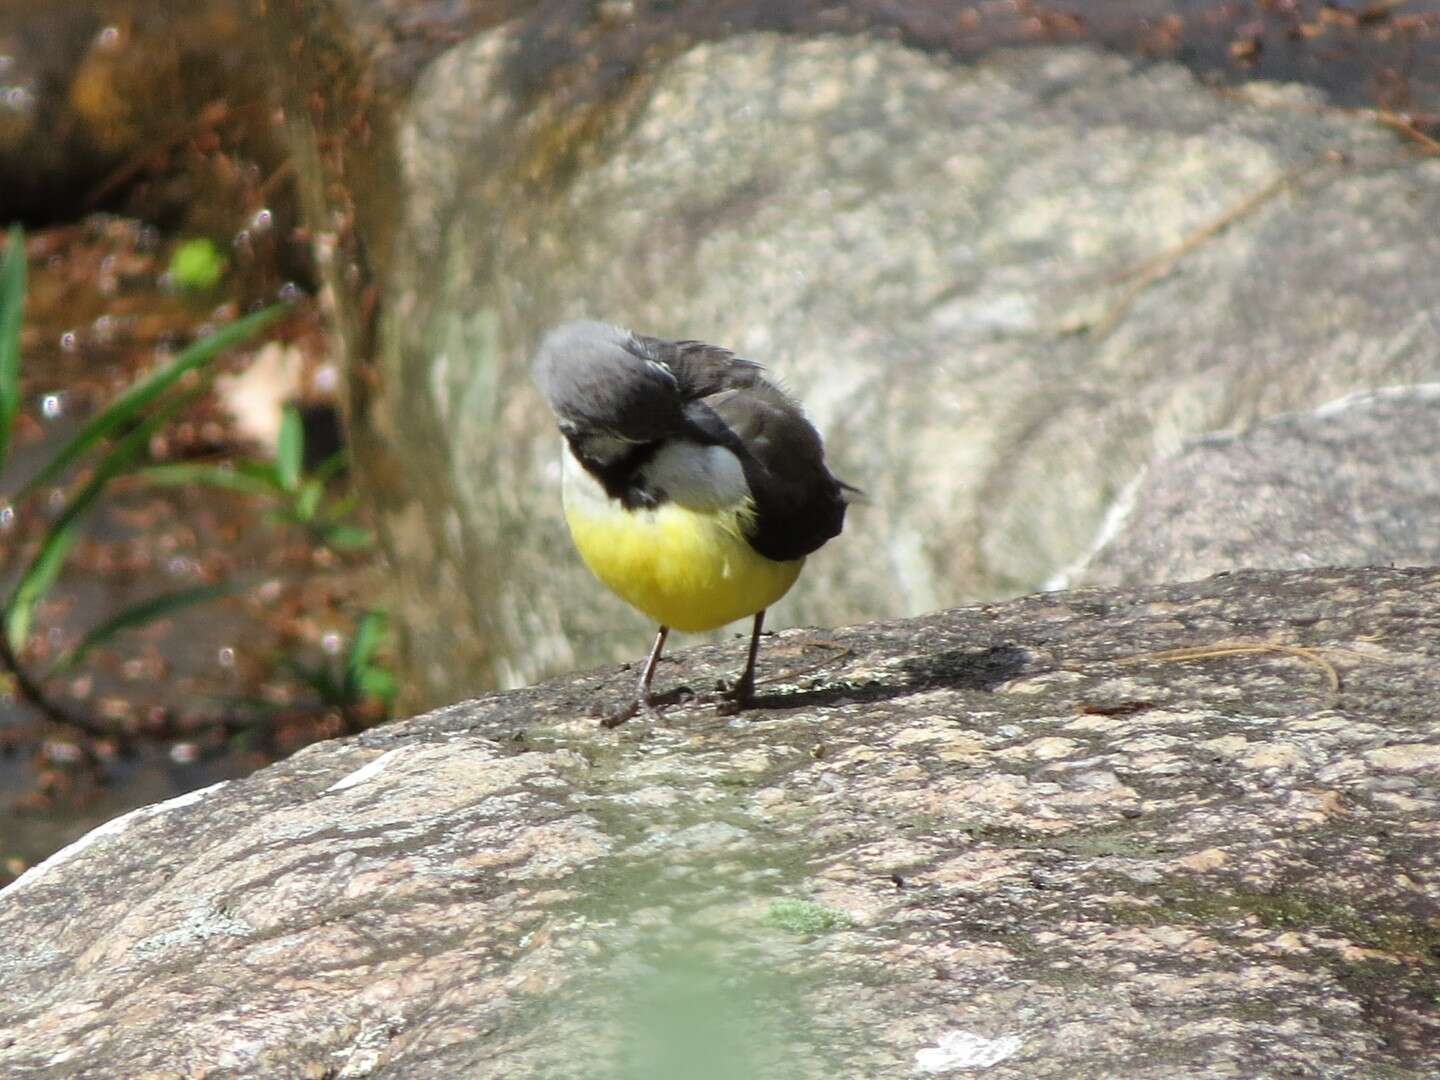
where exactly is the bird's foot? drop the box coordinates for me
[715,676,756,717]
[601,698,642,728]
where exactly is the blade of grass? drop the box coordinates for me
[15,304,285,502]
[321,524,374,551]
[344,610,387,691]
[233,459,285,485]
[142,461,285,498]
[3,521,79,652]
[294,478,322,522]
[4,385,202,652]
[275,404,303,493]
[49,581,242,674]
[0,224,25,476]
[310,449,348,485]
[280,656,341,704]
[209,694,289,715]
[356,666,396,705]
[321,492,361,521]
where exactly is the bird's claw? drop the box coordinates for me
[715,679,755,716]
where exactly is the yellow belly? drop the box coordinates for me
[564,500,803,633]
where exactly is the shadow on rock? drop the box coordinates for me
[749,643,1029,712]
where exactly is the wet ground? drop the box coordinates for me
[0,218,382,886]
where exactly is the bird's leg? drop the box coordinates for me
[718,610,765,715]
[603,625,670,728]
[637,624,670,707]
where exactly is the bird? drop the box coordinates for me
[532,320,852,725]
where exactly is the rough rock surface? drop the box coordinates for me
[1069,384,1440,588]
[291,26,1440,704]
[3,566,1438,1077]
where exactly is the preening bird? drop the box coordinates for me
[532,320,852,725]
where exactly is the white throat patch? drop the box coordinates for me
[638,441,750,511]
[561,439,751,515]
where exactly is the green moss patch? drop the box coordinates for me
[764,899,853,935]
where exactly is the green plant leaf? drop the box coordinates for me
[49,581,241,674]
[317,492,361,525]
[294,478,322,522]
[275,404,302,493]
[345,610,387,676]
[141,461,285,498]
[16,304,285,502]
[310,450,348,486]
[321,524,374,551]
[355,666,396,705]
[209,694,288,717]
[0,224,25,477]
[232,459,285,485]
[343,610,393,707]
[168,237,226,291]
[277,656,340,703]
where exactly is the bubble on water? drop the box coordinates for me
[250,208,273,232]
[44,741,85,765]
[96,25,121,48]
[3,85,34,112]
[169,742,200,765]
[59,331,78,352]
[41,393,63,419]
[312,364,339,393]
[217,646,236,668]
[278,281,302,303]
[0,506,14,529]
[321,631,343,656]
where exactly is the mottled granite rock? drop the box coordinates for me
[3,566,1437,1077]
[274,19,1440,704]
[1067,384,1440,588]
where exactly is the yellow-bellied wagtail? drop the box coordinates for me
[533,320,852,725]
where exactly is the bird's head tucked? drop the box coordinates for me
[531,320,685,450]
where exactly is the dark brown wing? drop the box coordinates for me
[701,382,849,562]
[625,330,850,559]
[628,335,765,399]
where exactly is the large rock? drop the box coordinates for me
[1068,384,1440,588]
[2,566,1437,1077]
[267,11,1440,706]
